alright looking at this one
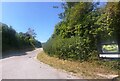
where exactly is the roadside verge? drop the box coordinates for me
[36,51,119,79]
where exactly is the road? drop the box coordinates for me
[1,48,81,79]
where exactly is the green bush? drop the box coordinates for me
[44,2,120,69]
[43,36,98,61]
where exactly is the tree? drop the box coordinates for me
[43,2,120,61]
[2,23,42,52]
[26,28,36,39]
[106,2,120,51]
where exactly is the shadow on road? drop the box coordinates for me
[2,48,34,59]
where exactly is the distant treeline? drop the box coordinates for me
[1,22,42,52]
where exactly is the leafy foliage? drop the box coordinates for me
[43,2,120,61]
[44,36,97,61]
[1,23,42,52]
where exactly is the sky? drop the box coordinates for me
[1,2,64,43]
[1,2,106,43]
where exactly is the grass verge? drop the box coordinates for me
[37,51,119,79]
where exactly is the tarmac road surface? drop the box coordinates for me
[1,48,82,79]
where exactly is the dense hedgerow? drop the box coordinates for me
[43,2,120,62]
[43,36,98,61]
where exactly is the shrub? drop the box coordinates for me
[43,36,98,61]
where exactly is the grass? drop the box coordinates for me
[37,51,119,79]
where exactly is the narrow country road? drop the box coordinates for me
[1,48,82,79]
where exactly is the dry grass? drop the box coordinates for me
[37,51,119,79]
